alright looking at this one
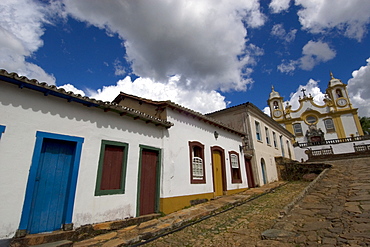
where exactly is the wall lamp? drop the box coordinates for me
[214,131,219,140]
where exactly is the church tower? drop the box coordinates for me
[267,86,284,120]
[325,72,352,110]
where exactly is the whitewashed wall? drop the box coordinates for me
[0,82,164,239]
[160,109,248,198]
[247,113,295,185]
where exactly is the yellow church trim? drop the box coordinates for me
[353,113,364,136]
[285,123,294,135]
[332,115,346,138]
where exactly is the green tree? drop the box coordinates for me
[360,116,370,135]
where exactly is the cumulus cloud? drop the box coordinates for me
[287,79,326,110]
[62,0,266,92]
[58,83,86,96]
[348,58,370,117]
[271,24,297,43]
[0,0,56,84]
[295,0,370,41]
[278,40,336,73]
[84,76,227,114]
[269,0,291,14]
[299,41,336,70]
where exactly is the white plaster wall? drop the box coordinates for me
[160,109,248,198]
[341,113,359,137]
[0,82,163,239]
[247,114,294,185]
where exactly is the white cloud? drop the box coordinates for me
[269,0,291,14]
[84,76,227,114]
[62,0,266,92]
[287,79,326,110]
[277,60,298,73]
[278,40,336,73]
[299,40,336,70]
[0,0,56,84]
[113,59,126,76]
[348,58,370,117]
[271,24,297,42]
[58,84,86,96]
[295,0,370,41]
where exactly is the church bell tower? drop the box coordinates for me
[267,86,284,120]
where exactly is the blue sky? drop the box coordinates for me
[1,0,370,116]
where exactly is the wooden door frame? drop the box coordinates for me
[210,146,227,195]
[136,145,161,216]
[244,157,256,188]
[17,131,84,236]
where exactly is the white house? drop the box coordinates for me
[207,102,296,187]
[0,70,250,241]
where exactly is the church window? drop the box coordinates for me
[229,151,242,183]
[189,141,206,184]
[293,123,303,136]
[336,89,343,98]
[273,101,279,109]
[255,121,262,141]
[324,119,335,132]
[306,116,317,124]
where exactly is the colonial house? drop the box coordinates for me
[268,73,367,160]
[0,70,250,241]
[206,102,296,187]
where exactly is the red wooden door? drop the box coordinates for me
[139,149,158,215]
[245,158,256,188]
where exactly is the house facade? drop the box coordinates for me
[112,92,251,214]
[268,73,363,145]
[207,102,296,187]
[0,70,251,240]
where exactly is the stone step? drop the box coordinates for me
[33,240,73,247]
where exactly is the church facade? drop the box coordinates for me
[268,73,364,146]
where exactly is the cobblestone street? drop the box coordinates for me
[143,181,309,247]
[265,158,370,246]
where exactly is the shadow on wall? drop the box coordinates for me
[0,84,168,139]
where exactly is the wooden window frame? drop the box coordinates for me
[95,140,129,196]
[229,151,242,183]
[189,141,206,184]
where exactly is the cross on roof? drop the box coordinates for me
[301,88,306,97]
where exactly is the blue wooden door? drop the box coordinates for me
[28,138,76,234]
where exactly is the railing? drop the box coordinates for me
[296,135,370,148]
[354,143,370,152]
[306,146,334,158]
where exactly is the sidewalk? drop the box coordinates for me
[72,182,288,247]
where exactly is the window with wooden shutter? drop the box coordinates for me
[229,151,242,183]
[95,140,128,196]
[189,141,206,184]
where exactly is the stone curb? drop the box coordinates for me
[278,167,331,218]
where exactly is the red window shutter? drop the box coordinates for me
[100,145,124,190]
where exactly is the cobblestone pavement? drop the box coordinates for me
[263,157,370,246]
[142,181,309,247]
